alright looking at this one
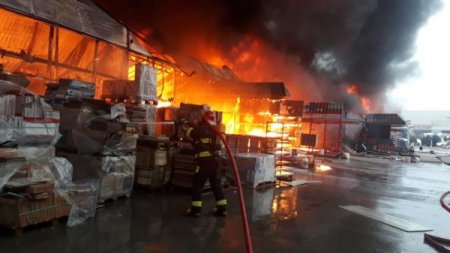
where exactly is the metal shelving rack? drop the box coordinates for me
[266,117,301,181]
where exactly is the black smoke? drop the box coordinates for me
[94,0,442,99]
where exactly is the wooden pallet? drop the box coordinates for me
[0,193,71,236]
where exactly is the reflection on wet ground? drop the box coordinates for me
[0,158,449,253]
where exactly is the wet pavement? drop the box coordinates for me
[1,157,449,253]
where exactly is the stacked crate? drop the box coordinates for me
[0,177,71,233]
[171,152,212,190]
[135,136,172,188]
[127,105,157,136]
[0,193,71,233]
[98,156,136,202]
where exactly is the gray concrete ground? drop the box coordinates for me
[0,158,449,253]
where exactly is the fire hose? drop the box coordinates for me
[424,191,450,252]
[440,191,450,213]
[206,122,254,253]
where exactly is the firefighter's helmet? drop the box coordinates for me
[202,111,215,123]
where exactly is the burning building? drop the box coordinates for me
[0,0,440,156]
[0,0,180,103]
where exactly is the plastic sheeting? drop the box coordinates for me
[98,156,135,202]
[0,80,57,143]
[0,0,149,56]
[0,160,23,192]
[111,103,127,120]
[56,179,99,227]
[0,81,61,146]
[234,153,276,188]
[0,81,99,227]
[0,7,143,95]
[102,133,138,156]
[33,156,99,227]
[49,157,73,184]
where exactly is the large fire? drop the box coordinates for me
[346,84,372,112]
[133,38,369,152]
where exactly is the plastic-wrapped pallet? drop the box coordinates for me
[135,136,171,188]
[101,64,157,101]
[98,156,135,202]
[0,81,61,147]
[0,81,61,190]
[56,179,98,227]
[127,104,157,136]
[234,153,276,188]
[49,157,99,227]
[0,160,24,192]
[133,63,157,101]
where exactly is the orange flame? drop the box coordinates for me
[346,85,358,94]
[157,100,172,108]
[316,164,332,172]
[360,97,371,112]
[347,84,372,112]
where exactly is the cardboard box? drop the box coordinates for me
[101,80,129,99]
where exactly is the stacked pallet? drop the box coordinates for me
[44,79,95,103]
[135,136,172,189]
[4,178,53,200]
[0,178,71,233]
[98,156,135,202]
[0,81,60,147]
[171,152,211,190]
[4,179,54,200]
[127,105,157,136]
[232,153,276,188]
[101,64,157,102]
[51,98,138,203]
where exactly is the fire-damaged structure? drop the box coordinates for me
[0,0,417,231]
[0,0,177,98]
[0,0,356,160]
[363,113,407,152]
[0,0,176,230]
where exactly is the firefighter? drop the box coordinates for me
[184,111,227,217]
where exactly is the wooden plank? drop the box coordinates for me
[340,205,432,232]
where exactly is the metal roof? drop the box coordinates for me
[212,81,290,99]
[0,0,149,56]
[365,113,406,126]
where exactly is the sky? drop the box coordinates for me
[388,0,450,111]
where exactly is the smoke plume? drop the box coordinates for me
[94,0,442,111]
